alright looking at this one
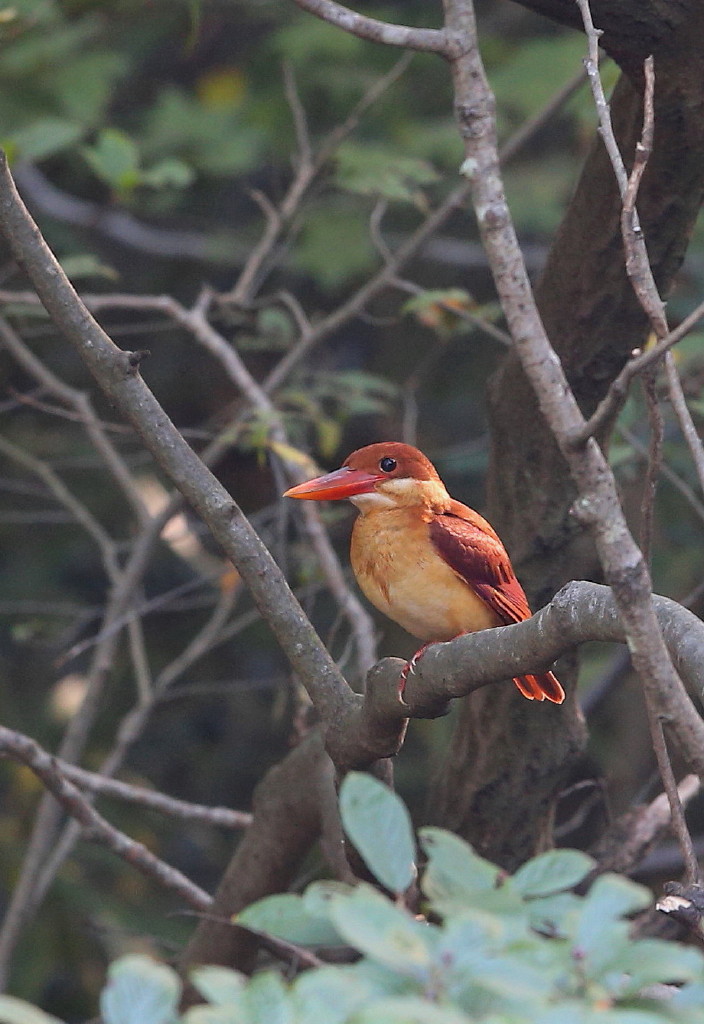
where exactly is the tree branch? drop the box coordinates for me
[42,758,252,830]
[0,726,212,911]
[590,774,701,877]
[320,581,704,773]
[567,299,704,446]
[573,5,701,880]
[0,149,354,729]
[182,730,329,972]
[289,0,453,55]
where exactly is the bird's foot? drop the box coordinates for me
[398,643,432,700]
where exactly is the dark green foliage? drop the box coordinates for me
[2,0,704,1013]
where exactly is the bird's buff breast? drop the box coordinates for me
[350,509,499,642]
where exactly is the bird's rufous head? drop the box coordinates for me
[283,442,446,509]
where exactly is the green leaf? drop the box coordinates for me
[140,86,261,176]
[573,874,652,955]
[82,128,140,192]
[329,884,434,978]
[402,288,474,315]
[100,955,180,1024]
[292,201,376,288]
[140,157,195,190]
[605,939,704,997]
[243,971,293,1024]
[419,827,504,914]
[301,880,355,919]
[51,51,127,125]
[237,892,344,946]
[336,142,439,203]
[293,966,390,1024]
[183,1007,241,1024]
[189,965,246,1006]
[671,980,704,1010]
[59,254,119,283]
[532,1005,671,1024]
[526,890,582,935]
[0,996,66,1024]
[6,117,83,160]
[349,996,472,1023]
[513,850,595,898]
[339,772,416,894]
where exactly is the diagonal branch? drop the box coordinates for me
[0,149,354,728]
[0,726,212,911]
[42,758,253,828]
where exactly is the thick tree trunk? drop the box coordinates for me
[429,6,704,867]
[181,731,330,972]
[508,0,697,69]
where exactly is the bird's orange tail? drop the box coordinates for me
[513,671,564,704]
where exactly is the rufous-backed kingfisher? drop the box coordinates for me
[284,442,564,703]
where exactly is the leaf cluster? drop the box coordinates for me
[240,370,399,460]
[6,775,704,1024]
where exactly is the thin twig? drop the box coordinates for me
[0,726,212,911]
[224,53,413,305]
[283,62,313,170]
[640,371,663,567]
[0,434,118,573]
[664,351,704,497]
[0,314,150,525]
[645,716,700,885]
[619,425,704,527]
[569,300,704,445]
[590,773,701,878]
[29,757,252,829]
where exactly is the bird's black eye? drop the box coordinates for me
[379,457,397,473]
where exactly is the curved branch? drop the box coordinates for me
[325,582,704,772]
[289,0,454,55]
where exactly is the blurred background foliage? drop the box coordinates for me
[0,0,704,1017]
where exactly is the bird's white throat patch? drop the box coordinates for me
[349,477,447,513]
[349,491,397,513]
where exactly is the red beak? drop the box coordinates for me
[284,466,384,501]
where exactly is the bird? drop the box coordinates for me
[284,441,564,704]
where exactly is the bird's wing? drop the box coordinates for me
[428,501,564,704]
[428,501,532,625]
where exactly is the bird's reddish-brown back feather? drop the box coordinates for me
[428,502,564,703]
